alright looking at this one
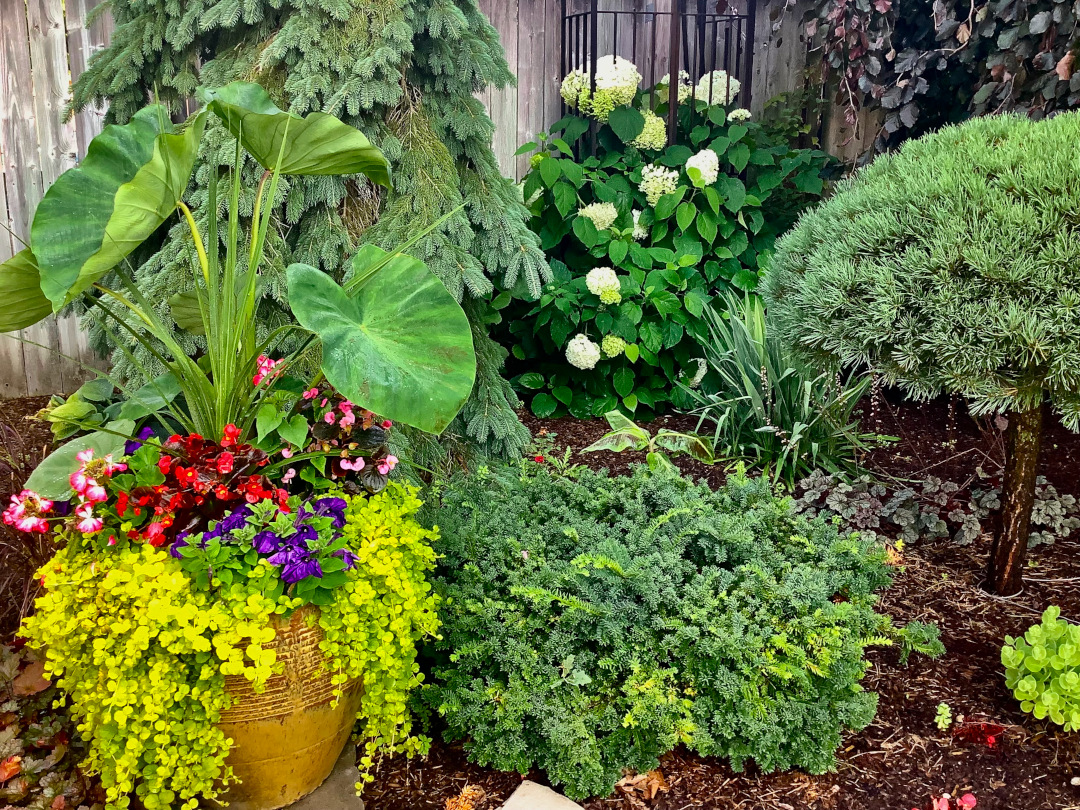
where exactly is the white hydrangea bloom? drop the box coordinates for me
[630,110,667,151]
[657,70,692,104]
[639,164,680,207]
[560,68,590,110]
[565,334,602,370]
[632,209,648,241]
[694,70,741,105]
[585,266,622,304]
[685,148,720,187]
[727,108,752,121]
[683,357,708,389]
[577,202,618,232]
[560,56,642,122]
[601,335,626,358]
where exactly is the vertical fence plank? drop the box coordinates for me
[0,141,28,399]
[518,0,552,178]
[479,0,522,178]
[28,0,84,392]
[0,0,63,400]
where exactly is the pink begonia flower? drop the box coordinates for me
[324,411,337,424]
[281,447,294,459]
[381,420,392,429]
[339,411,356,428]
[339,400,353,413]
[75,502,103,534]
[958,795,977,809]
[320,398,328,407]
[76,449,95,464]
[70,469,93,494]
[3,490,53,534]
[934,798,950,810]
[101,454,127,475]
[107,535,117,546]
[282,468,296,483]
[302,387,319,400]
[340,457,365,472]
[84,483,108,503]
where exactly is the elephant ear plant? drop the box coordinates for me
[0,81,476,493]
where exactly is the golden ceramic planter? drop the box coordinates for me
[211,607,363,810]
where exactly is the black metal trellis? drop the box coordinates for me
[560,0,757,150]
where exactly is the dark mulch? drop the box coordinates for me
[364,395,1080,810]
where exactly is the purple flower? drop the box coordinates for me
[266,546,298,567]
[281,556,323,584]
[290,523,318,548]
[334,548,359,570]
[170,533,190,559]
[217,506,252,535]
[310,497,348,528]
[125,426,155,455]
[252,531,280,554]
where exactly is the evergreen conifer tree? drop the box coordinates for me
[73,0,547,459]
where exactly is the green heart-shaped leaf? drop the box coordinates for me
[0,249,53,332]
[25,420,135,500]
[201,82,390,185]
[287,247,476,434]
[31,107,206,309]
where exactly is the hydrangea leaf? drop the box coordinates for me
[287,247,476,434]
[31,107,206,309]
[201,82,390,184]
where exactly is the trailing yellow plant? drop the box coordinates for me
[20,482,440,809]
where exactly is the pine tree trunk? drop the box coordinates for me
[986,404,1044,596]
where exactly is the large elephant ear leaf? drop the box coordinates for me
[31,106,207,309]
[286,250,475,434]
[201,82,391,185]
[0,249,53,332]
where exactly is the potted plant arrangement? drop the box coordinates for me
[0,82,469,810]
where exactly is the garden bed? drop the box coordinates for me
[4,395,1080,810]
[363,396,1080,810]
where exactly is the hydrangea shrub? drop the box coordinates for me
[502,58,830,419]
[764,112,1080,594]
[421,462,941,800]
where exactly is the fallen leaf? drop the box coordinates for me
[52,796,66,810]
[1056,51,1075,80]
[13,658,50,696]
[0,756,22,783]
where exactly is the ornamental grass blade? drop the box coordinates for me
[201,82,391,184]
[287,248,475,435]
[31,107,206,309]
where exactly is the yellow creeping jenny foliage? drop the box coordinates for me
[323,485,441,782]
[20,483,440,809]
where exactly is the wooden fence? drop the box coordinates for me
[0,0,112,398]
[0,0,854,399]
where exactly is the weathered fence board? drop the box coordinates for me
[0,0,110,398]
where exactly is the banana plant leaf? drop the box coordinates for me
[31,106,206,309]
[0,249,53,332]
[287,246,475,434]
[201,82,391,185]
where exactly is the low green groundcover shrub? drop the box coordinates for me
[420,462,941,800]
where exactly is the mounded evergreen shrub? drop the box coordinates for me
[420,463,938,800]
[764,113,1080,595]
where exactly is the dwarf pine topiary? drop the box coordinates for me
[420,463,939,800]
[71,0,548,461]
[763,112,1080,595]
